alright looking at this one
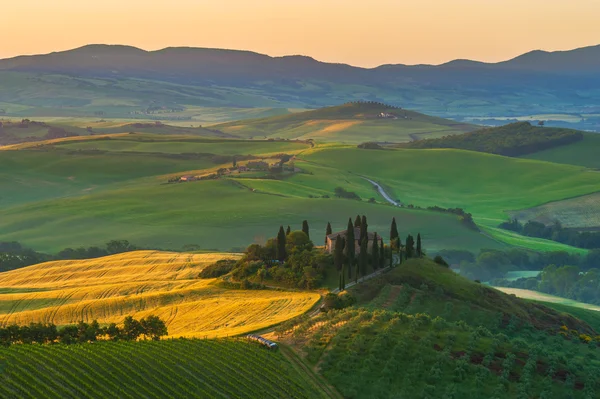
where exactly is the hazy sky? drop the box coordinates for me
[3,0,600,67]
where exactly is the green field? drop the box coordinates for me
[302,146,600,250]
[522,133,600,169]
[0,338,326,398]
[493,287,600,312]
[215,103,476,144]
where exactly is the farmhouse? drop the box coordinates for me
[326,227,383,254]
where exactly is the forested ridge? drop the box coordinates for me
[403,122,583,156]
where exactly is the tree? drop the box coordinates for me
[380,242,385,269]
[140,315,168,341]
[390,217,399,252]
[232,158,237,169]
[405,235,415,259]
[106,240,132,254]
[302,220,310,239]
[345,218,355,279]
[359,237,368,278]
[325,222,332,245]
[354,215,362,228]
[257,267,267,284]
[286,225,291,235]
[123,316,143,341]
[277,226,287,262]
[334,237,345,271]
[372,233,380,270]
[360,215,368,243]
[416,233,423,257]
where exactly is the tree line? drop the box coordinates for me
[0,240,138,273]
[441,247,600,282]
[0,315,167,346]
[402,122,584,157]
[500,219,600,250]
[495,264,600,305]
[333,215,423,291]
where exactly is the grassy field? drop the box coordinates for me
[215,103,476,143]
[0,251,319,337]
[0,338,326,399]
[493,287,600,312]
[522,132,600,169]
[302,146,600,251]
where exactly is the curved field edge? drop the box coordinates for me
[0,338,327,399]
[0,251,320,338]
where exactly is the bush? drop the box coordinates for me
[333,187,361,200]
[433,255,449,267]
[198,259,238,278]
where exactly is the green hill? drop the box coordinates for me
[0,338,327,398]
[522,132,600,169]
[215,102,476,144]
[281,259,600,398]
[402,122,584,156]
[303,146,600,251]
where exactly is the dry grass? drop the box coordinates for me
[0,251,319,337]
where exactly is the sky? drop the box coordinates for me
[2,0,600,67]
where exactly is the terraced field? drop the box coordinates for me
[0,251,319,337]
[0,338,327,398]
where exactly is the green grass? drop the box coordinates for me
[303,146,600,251]
[55,135,309,156]
[536,301,600,332]
[522,133,600,169]
[0,338,326,398]
[0,179,503,253]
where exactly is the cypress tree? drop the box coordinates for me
[334,236,344,271]
[359,237,368,278]
[341,265,346,291]
[277,226,287,262]
[372,233,379,270]
[416,233,422,257]
[354,215,361,228]
[286,225,291,235]
[405,234,415,259]
[380,241,385,268]
[302,220,310,239]
[390,217,399,252]
[360,215,368,243]
[325,222,332,245]
[345,218,355,279]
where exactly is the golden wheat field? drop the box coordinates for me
[0,251,319,337]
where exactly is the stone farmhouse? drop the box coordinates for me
[326,227,383,254]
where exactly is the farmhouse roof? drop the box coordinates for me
[327,228,380,241]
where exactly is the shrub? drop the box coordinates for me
[199,259,238,279]
[434,255,449,267]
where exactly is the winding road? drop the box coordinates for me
[362,177,402,206]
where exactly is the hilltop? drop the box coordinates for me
[2,44,600,120]
[401,122,585,156]
[215,102,476,143]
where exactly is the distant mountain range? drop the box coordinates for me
[1,44,600,124]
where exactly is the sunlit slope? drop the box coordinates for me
[0,251,319,337]
[215,103,476,143]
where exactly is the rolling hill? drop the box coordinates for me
[214,102,476,143]
[0,251,319,337]
[1,44,600,121]
[273,259,600,398]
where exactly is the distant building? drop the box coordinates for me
[180,175,196,182]
[238,165,249,172]
[326,227,383,254]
